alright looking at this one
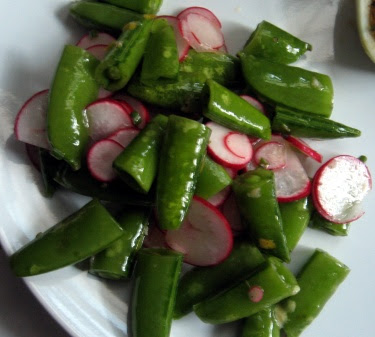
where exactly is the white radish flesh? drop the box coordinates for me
[206,122,252,169]
[312,155,372,223]
[86,44,109,61]
[222,192,244,231]
[87,139,124,182]
[76,32,115,49]
[85,99,133,141]
[114,94,150,129]
[165,196,233,266]
[254,141,287,170]
[14,89,50,149]
[97,88,113,99]
[108,127,139,148]
[224,132,253,159]
[240,95,266,114]
[285,136,323,163]
[158,15,190,61]
[207,185,231,207]
[177,6,222,28]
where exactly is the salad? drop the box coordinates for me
[1,1,374,337]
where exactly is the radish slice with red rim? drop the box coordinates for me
[107,127,139,147]
[222,192,244,231]
[207,185,231,207]
[85,99,133,141]
[87,139,124,182]
[97,88,113,99]
[206,122,253,169]
[248,286,264,303]
[312,155,372,223]
[254,141,287,170]
[177,7,222,28]
[114,94,150,129]
[76,32,115,49]
[86,44,109,61]
[240,95,266,114]
[165,196,233,266]
[224,132,253,159]
[158,15,190,61]
[179,13,225,52]
[14,89,50,149]
[143,223,168,249]
[285,135,323,163]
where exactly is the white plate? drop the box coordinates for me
[1,0,374,336]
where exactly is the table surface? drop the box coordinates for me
[0,247,70,337]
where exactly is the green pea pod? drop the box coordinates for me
[95,20,153,91]
[38,148,60,198]
[242,307,280,337]
[156,115,210,230]
[232,169,290,262]
[242,21,312,64]
[69,1,146,34]
[102,0,162,14]
[202,79,271,139]
[309,211,350,236]
[195,156,232,200]
[280,249,350,337]
[54,163,153,205]
[132,248,183,337]
[10,199,124,277]
[240,54,334,117]
[127,50,242,113]
[113,114,168,194]
[279,197,313,252]
[47,45,99,170]
[271,106,361,138]
[89,207,149,280]
[140,18,179,82]
[193,257,299,324]
[174,240,265,319]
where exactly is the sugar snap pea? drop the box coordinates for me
[242,307,280,337]
[89,207,149,280]
[47,45,99,170]
[95,19,153,91]
[309,211,350,236]
[193,257,299,324]
[174,240,265,319]
[102,0,163,14]
[10,199,124,277]
[156,115,210,230]
[232,168,290,262]
[131,248,183,337]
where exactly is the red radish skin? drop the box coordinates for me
[206,122,253,169]
[224,132,253,159]
[158,15,190,61]
[207,185,231,207]
[14,89,50,149]
[114,94,150,129]
[87,139,124,182]
[179,13,225,52]
[76,32,115,49]
[177,7,222,28]
[222,192,244,231]
[86,44,109,61]
[285,136,323,163]
[85,99,133,141]
[254,141,287,170]
[108,127,139,147]
[165,196,233,266]
[312,155,372,223]
[240,95,266,114]
[248,286,264,303]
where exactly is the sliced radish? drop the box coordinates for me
[143,224,168,249]
[254,141,287,170]
[273,138,311,202]
[285,136,323,163]
[207,185,231,207]
[224,132,253,159]
[215,44,228,53]
[25,144,41,171]
[312,155,372,223]
[177,7,222,28]
[224,167,237,179]
[248,286,264,303]
[97,87,113,99]
[85,99,133,141]
[86,44,109,61]
[165,196,233,266]
[87,139,124,182]
[114,94,150,129]
[76,32,115,49]
[179,13,225,52]
[206,122,252,169]
[108,127,139,147]
[14,89,50,149]
[158,15,190,61]
[240,95,266,114]
[222,192,244,231]
[244,160,258,172]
